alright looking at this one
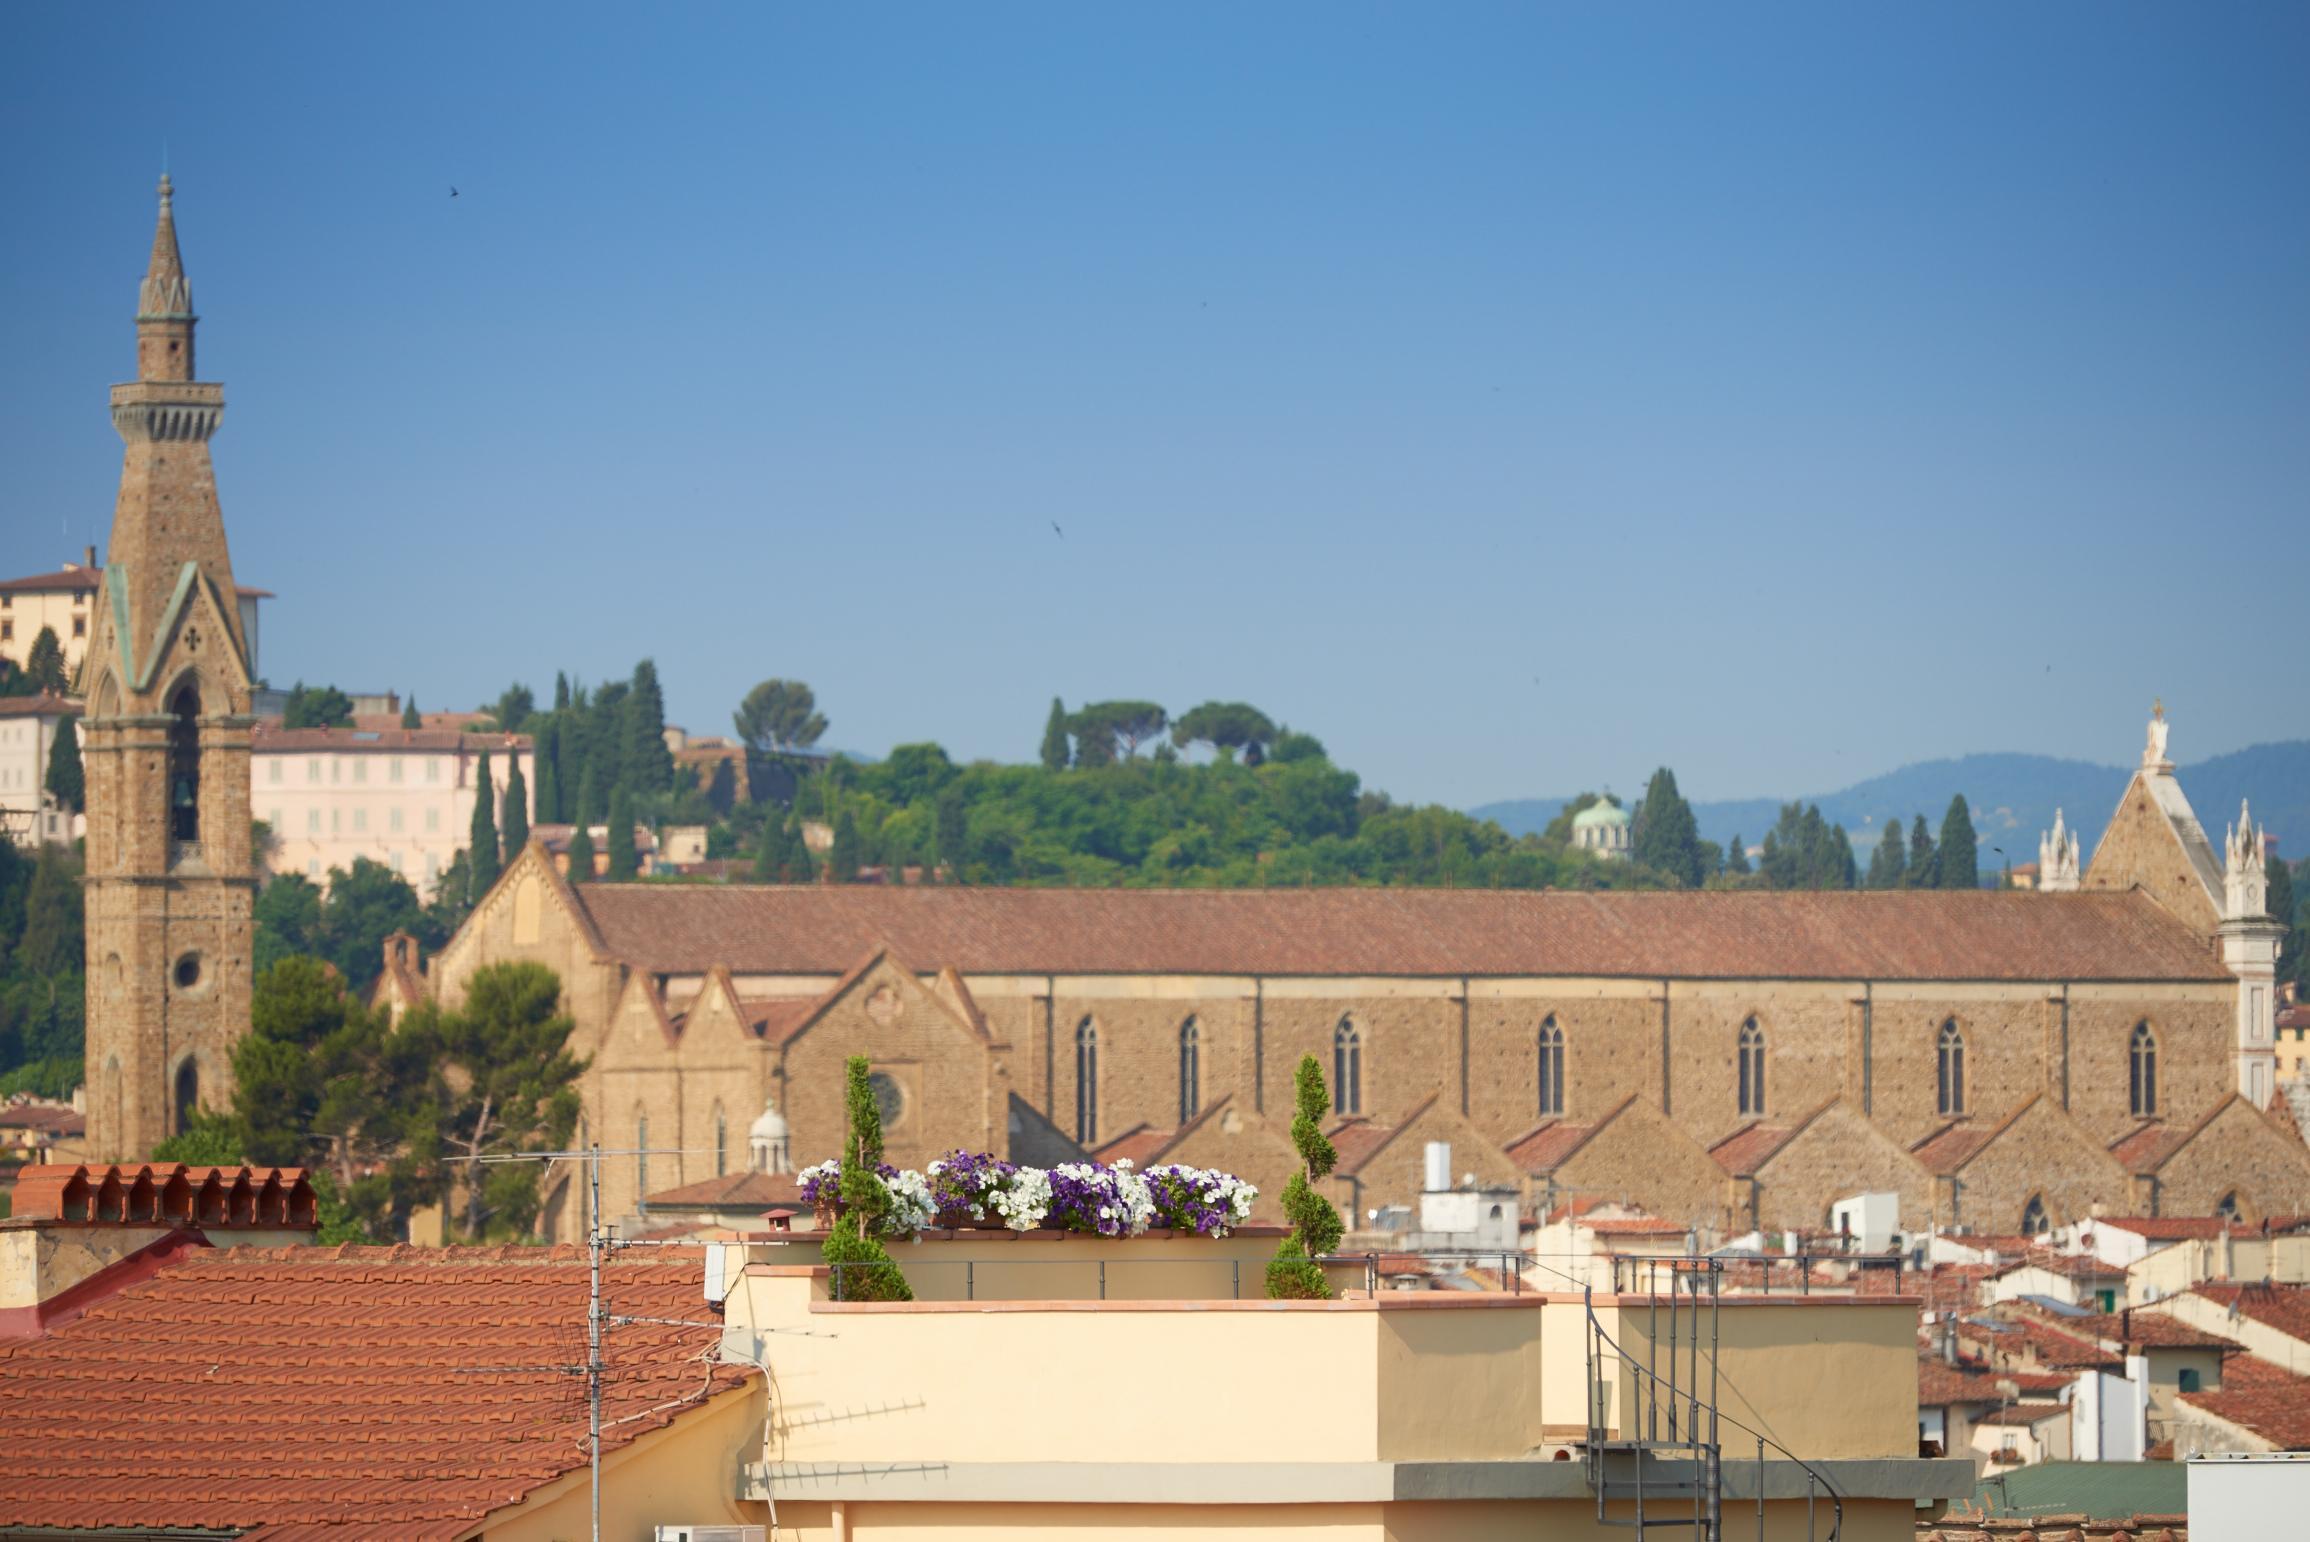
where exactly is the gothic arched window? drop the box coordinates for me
[713,1103,728,1177]
[1178,1018,1200,1123]
[1538,1017,1565,1117]
[1333,1020,1362,1115]
[2216,1191,2240,1223]
[2130,1023,2158,1119]
[1075,1019,1099,1146]
[167,682,202,844]
[173,1058,199,1134]
[635,1110,650,1200]
[1936,1021,1966,1117]
[2021,1195,2049,1236]
[1737,1019,1766,1117]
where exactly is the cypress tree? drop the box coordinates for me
[532,719,561,824]
[1266,1054,1342,1300]
[44,714,83,814]
[624,659,674,793]
[553,671,571,712]
[468,750,502,898]
[1631,767,1703,888]
[753,816,813,884]
[1907,815,1937,889]
[820,1055,911,1301]
[1937,795,1979,891]
[1040,697,1071,772]
[24,626,67,695]
[1866,815,1907,889]
[501,757,531,856]
[604,784,637,881]
[829,810,862,883]
[400,695,421,729]
[934,787,968,879]
[575,763,601,831]
[1725,833,1751,876]
[564,824,596,883]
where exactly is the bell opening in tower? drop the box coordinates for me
[168,683,202,845]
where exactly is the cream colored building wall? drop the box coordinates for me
[2145,1290,2310,1374]
[0,707,77,846]
[256,742,532,900]
[0,586,92,675]
[477,1381,762,1542]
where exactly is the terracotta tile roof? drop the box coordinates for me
[1916,1355,2016,1407]
[8,1163,314,1230]
[2056,1309,2237,1351]
[1092,1123,1177,1168]
[1326,1094,1437,1178]
[2108,1122,2188,1171]
[0,1244,751,1532]
[1993,1248,2125,1283]
[1975,1401,2067,1426]
[2089,1215,2257,1243]
[1581,1217,1691,1238]
[1912,1122,1999,1174]
[2193,1283,2310,1346]
[0,1100,85,1139]
[0,692,76,719]
[251,722,530,753]
[560,885,2226,981]
[1709,1119,1799,1177]
[2180,1354,2310,1449]
[642,1170,807,1211]
[0,563,269,599]
[1506,1118,1599,1174]
[735,997,819,1045]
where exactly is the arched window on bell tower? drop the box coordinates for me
[167,682,202,845]
[173,1057,199,1134]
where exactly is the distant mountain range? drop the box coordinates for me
[1472,740,2310,867]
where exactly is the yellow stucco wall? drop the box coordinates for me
[477,1381,763,1542]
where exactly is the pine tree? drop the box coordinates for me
[821,1055,911,1300]
[564,824,595,883]
[553,672,571,712]
[575,763,600,830]
[24,626,67,695]
[468,750,502,899]
[400,696,421,729]
[1631,767,1704,887]
[1866,815,1907,889]
[624,659,674,794]
[1725,833,1751,876]
[1907,815,1937,889]
[604,784,637,881]
[1937,795,1979,891]
[44,715,83,815]
[532,719,561,824]
[1267,1054,1342,1300]
[830,810,862,883]
[501,757,530,857]
[1040,697,1071,772]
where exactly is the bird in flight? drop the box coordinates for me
[450,187,460,198]
[1051,521,1064,539]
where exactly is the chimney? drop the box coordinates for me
[83,545,97,569]
[1423,1141,1452,1193]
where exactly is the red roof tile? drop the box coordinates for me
[642,1171,807,1211]
[1505,1118,1599,1174]
[1092,1124,1177,1168]
[253,722,530,754]
[2180,1354,2310,1449]
[1709,1119,1800,1177]
[0,1244,751,1532]
[562,885,2227,981]
[2193,1283,2310,1346]
[2090,1215,2258,1243]
[0,563,269,599]
[0,693,76,720]
[8,1164,315,1230]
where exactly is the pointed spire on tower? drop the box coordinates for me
[2038,808,2081,892]
[2224,800,2268,921]
[139,174,194,321]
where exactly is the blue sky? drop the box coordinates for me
[2,5,2303,809]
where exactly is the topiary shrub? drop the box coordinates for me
[1266,1054,1343,1299]
[824,1055,911,1302]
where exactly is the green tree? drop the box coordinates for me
[574,762,601,830]
[2275,857,2307,989]
[1937,795,1979,891]
[752,814,813,884]
[487,683,535,734]
[1267,1054,1342,1300]
[468,750,502,898]
[281,682,356,730]
[821,1055,911,1300]
[829,810,862,882]
[553,672,571,712]
[315,857,426,994]
[563,824,596,884]
[1725,833,1752,877]
[13,844,82,980]
[531,718,561,824]
[1542,793,1612,846]
[43,714,82,815]
[1907,815,1938,889]
[1865,815,1907,889]
[501,758,531,857]
[1631,767,1705,888]
[24,627,67,695]
[400,695,421,729]
[1070,701,1168,764]
[253,873,324,976]
[934,787,968,878]
[623,659,674,793]
[1172,701,1279,765]
[1039,697,1071,771]
[604,784,637,880]
[734,679,828,753]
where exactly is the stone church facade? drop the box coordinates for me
[391,714,2306,1241]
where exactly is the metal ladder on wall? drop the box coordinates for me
[1581,1259,1843,1542]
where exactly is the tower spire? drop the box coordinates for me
[140,174,194,323]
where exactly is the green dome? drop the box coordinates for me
[1570,799,1629,830]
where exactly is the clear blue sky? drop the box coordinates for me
[2,4,2303,809]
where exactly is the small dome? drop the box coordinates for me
[749,1095,789,1142]
[1570,799,1629,830]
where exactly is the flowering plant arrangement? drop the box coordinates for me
[802,1149,1256,1240]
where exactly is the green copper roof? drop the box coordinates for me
[1571,799,1629,829]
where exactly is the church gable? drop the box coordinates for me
[428,841,615,1022]
[138,564,252,701]
[2082,712,2224,934]
[1925,1094,2129,1233]
[2134,1096,2310,1222]
[1329,1095,1522,1217]
[1548,1098,1728,1228]
[599,971,681,1067]
[1744,1098,1934,1234]
[1154,1096,1305,1226]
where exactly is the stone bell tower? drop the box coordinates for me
[79,175,257,1161]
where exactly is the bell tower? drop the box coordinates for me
[79,175,256,1161]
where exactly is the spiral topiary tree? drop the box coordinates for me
[820,1055,911,1301]
[1266,1053,1343,1299]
